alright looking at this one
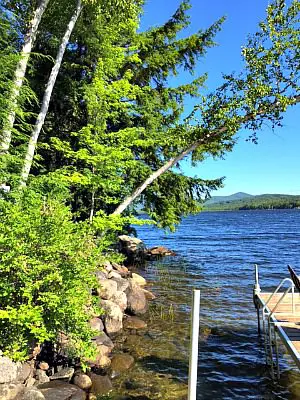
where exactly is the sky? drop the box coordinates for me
[140,0,300,196]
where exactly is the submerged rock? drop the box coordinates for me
[111,354,135,373]
[89,373,112,397]
[124,316,147,330]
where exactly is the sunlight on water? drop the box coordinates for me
[107,210,300,400]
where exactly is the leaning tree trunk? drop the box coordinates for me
[0,0,50,154]
[20,0,83,187]
[112,95,300,216]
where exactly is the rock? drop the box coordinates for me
[0,356,21,384]
[0,383,24,399]
[89,373,112,397]
[93,333,114,354]
[16,363,32,383]
[22,388,45,400]
[126,282,147,315]
[101,300,123,334]
[111,263,129,277]
[73,373,92,390]
[111,276,129,292]
[142,288,156,300]
[124,316,147,330]
[95,270,107,281]
[147,246,176,258]
[118,235,146,265]
[111,354,134,373]
[97,356,111,368]
[50,367,74,382]
[86,333,114,367]
[89,317,104,333]
[35,370,50,384]
[38,381,85,400]
[131,273,147,286]
[110,291,127,312]
[38,362,49,372]
[25,377,36,388]
[107,271,122,280]
[97,279,118,300]
[104,261,113,273]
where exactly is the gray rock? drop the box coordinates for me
[89,373,112,397]
[124,316,147,330]
[101,300,123,334]
[49,367,74,382]
[35,370,50,384]
[16,363,32,383]
[0,356,20,384]
[22,388,45,400]
[110,291,127,312]
[130,273,147,286]
[73,373,92,390]
[97,279,118,300]
[107,271,122,280]
[25,377,36,388]
[95,270,107,281]
[89,317,104,333]
[39,381,85,400]
[111,354,135,372]
[92,333,114,350]
[126,281,147,315]
[0,382,24,399]
[111,276,129,292]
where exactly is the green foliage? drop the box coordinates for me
[0,190,103,361]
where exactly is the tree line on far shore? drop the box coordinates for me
[204,194,300,211]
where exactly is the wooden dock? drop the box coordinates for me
[253,265,300,376]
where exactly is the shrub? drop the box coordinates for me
[0,190,102,361]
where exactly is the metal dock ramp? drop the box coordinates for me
[253,265,300,377]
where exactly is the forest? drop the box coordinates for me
[204,194,300,211]
[0,0,299,365]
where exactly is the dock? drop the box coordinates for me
[253,265,300,378]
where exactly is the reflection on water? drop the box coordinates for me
[106,210,300,400]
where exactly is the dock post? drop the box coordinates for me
[253,264,261,335]
[188,289,201,400]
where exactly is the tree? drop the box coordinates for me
[19,0,143,186]
[112,0,300,219]
[0,0,50,154]
[46,1,225,227]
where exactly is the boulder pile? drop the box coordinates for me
[0,259,154,400]
[118,235,176,265]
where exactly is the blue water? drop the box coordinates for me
[135,210,300,399]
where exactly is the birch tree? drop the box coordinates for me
[19,0,142,187]
[0,0,50,154]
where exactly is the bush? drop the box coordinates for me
[0,190,102,361]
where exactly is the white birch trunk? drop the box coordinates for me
[0,0,50,154]
[112,95,300,215]
[20,0,83,187]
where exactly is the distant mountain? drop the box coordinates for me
[205,192,253,205]
[203,193,300,211]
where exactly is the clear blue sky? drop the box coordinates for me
[140,0,300,196]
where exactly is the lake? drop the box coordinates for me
[109,210,300,400]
